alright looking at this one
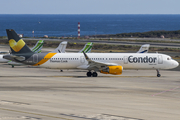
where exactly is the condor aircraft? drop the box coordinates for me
[3,29,179,77]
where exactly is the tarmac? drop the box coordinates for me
[0,63,180,120]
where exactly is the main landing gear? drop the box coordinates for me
[87,71,98,77]
[156,69,161,77]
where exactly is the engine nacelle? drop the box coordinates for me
[100,66,123,75]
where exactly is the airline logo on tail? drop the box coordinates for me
[79,42,93,53]
[9,39,25,52]
[31,40,44,53]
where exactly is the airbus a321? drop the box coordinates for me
[3,29,179,77]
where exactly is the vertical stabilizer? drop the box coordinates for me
[51,41,67,53]
[137,44,150,53]
[31,40,44,53]
[79,42,93,53]
[6,29,33,54]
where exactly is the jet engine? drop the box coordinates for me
[100,66,123,75]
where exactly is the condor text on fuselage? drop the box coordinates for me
[128,56,157,63]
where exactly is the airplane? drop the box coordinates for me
[137,44,150,53]
[51,41,67,53]
[3,29,179,77]
[30,40,44,53]
[78,42,93,53]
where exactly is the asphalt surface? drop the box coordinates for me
[0,63,180,120]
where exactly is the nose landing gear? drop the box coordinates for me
[156,69,161,77]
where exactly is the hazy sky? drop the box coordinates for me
[0,0,180,14]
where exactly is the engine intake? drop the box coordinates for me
[100,66,123,75]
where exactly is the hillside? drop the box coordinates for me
[91,30,180,39]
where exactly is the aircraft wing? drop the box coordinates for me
[77,52,119,71]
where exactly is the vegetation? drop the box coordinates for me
[91,30,180,38]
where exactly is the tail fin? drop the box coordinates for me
[137,44,150,53]
[79,42,93,53]
[31,40,44,53]
[51,41,67,53]
[6,29,33,54]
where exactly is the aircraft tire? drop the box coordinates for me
[157,74,161,77]
[92,72,97,77]
[87,72,92,77]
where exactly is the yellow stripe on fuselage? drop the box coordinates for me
[33,53,56,66]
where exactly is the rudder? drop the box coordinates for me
[6,29,33,54]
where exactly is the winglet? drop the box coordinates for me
[82,51,89,60]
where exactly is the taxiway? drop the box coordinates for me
[0,63,179,120]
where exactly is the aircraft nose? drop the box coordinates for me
[173,60,179,68]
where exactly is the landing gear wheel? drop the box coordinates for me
[87,72,92,77]
[60,70,63,72]
[157,74,161,77]
[92,72,98,77]
[156,69,161,77]
[12,65,14,68]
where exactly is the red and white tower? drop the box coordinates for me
[78,22,80,38]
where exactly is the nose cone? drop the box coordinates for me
[173,60,179,68]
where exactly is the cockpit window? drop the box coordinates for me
[167,57,171,60]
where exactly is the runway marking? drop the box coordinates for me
[60,113,144,120]
[0,107,73,120]
[0,100,30,105]
[152,86,180,96]
[0,116,41,120]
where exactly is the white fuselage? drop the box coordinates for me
[39,53,179,70]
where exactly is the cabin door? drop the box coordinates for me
[158,55,163,64]
[80,56,85,63]
[124,56,128,64]
[33,54,38,63]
